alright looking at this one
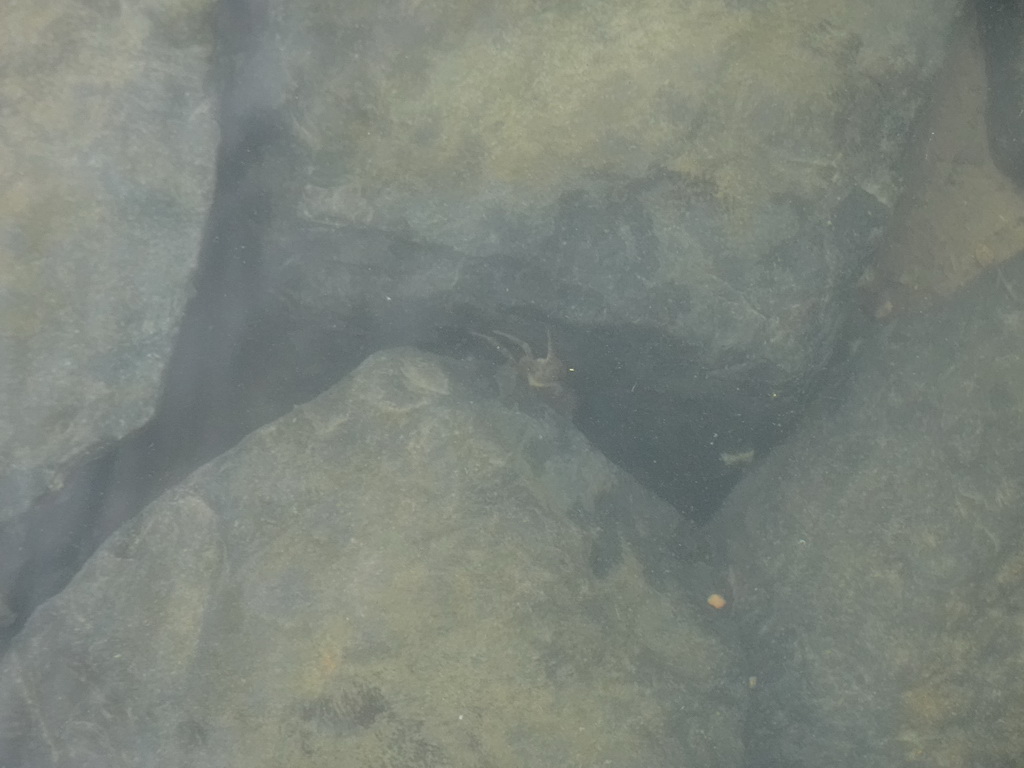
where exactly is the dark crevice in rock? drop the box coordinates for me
[0,55,364,653]
[0,0,862,655]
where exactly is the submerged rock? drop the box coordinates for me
[0,348,745,768]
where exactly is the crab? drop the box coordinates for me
[471,328,575,413]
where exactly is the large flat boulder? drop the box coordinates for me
[260,0,960,387]
[0,348,744,767]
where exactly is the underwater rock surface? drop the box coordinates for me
[716,254,1024,768]
[0,348,745,768]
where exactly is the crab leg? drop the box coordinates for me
[469,331,520,364]
[491,330,534,359]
